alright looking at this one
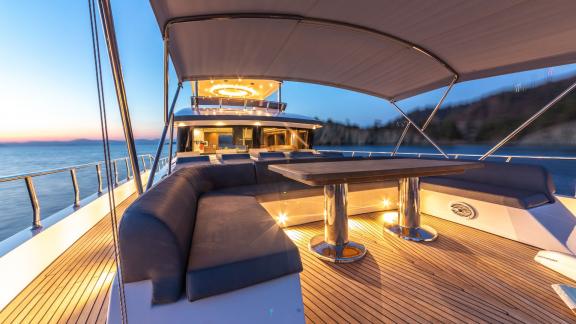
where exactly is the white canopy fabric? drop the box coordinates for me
[150,0,576,100]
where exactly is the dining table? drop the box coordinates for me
[269,158,483,263]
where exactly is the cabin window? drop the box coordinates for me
[177,126,313,153]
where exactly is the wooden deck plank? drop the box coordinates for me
[2,205,575,323]
[0,195,135,324]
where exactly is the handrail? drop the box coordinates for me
[0,154,168,229]
[317,149,576,161]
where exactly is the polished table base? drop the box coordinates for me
[309,234,367,263]
[385,177,438,242]
[310,183,367,263]
[384,224,438,242]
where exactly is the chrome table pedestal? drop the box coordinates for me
[309,183,367,263]
[384,177,438,242]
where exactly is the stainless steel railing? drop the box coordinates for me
[0,154,169,229]
[317,149,576,162]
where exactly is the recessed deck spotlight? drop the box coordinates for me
[278,212,288,226]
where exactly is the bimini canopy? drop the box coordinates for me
[150,0,576,100]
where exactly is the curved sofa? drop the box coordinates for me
[119,156,396,305]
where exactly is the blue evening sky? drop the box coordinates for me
[1,1,575,141]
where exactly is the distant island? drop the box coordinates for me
[314,76,576,146]
[0,139,160,145]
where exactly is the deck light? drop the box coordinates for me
[278,212,288,226]
[382,198,391,208]
[208,84,258,98]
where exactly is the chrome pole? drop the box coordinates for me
[70,169,80,207]
[96,164,103,194]
[98,0,143,195]
[147,82,182,190]
[392,75,457,155]
[194,81,199,110]
[389,101,449,158]
[480,79,576,160]
[140,155,147,171]
[168,112,175,175]
[25,176,41,229]
[124,158,131,180]
[113,160,119,186]
[163,37,169,124]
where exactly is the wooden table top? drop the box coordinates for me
[269,158,483,186]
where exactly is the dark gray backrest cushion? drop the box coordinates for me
[177,155,210,163]
[178,163,257,191]
[120,170,199,304]
[258,152,286,159]
[444,161,556,200]
[219,153,251,160]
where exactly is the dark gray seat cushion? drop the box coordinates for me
[421,161,555,209]
[187,192,302,301]
[257,151,286,159]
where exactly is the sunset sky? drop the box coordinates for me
[1,2,575,142]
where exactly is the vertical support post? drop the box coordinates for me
[141,156,147,171]
[125,158,131,180]
[392,75,457,156]
[96,163,103,194]
[479,79,576,160]
[70,169,80,207]
[98,0,143,195]
[168,111,175,175]
[194,81,199,110]
[113,160,119,186]
[25,176,41,229]
[163,37,169,123]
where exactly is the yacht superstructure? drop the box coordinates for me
[2,1,576,323]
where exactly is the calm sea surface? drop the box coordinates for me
[1,142,575,241]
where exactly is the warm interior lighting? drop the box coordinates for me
[215,121,225,126]
[278,212,288,226]
[193,128,201,136]
[382,211,398,224]
[208,83,258,98]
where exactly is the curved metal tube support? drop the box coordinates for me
[162,13,456,77]
[147,82,183,190]
[480,79,576,160]
[389,101,449,158]
[392,75,458,155]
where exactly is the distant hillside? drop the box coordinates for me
[314,76,576,145]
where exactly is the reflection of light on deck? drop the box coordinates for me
[348,219,361,230]
[381,211,398,224]
[283,228,300,241]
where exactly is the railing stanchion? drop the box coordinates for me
[141,156,147,171]
[25,176,41,229]
[70,169,80,207]
[96,164,103,194]
[113,160,119,187]
[125,158,131,180]
[506,156,512,163]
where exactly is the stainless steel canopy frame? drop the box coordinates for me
[480,79,576,160]
[98,0,143,195]
[392,75,458,156]
[147,82,183,190]
[389,101,449,158]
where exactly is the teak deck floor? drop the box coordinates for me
[2,204,575,323]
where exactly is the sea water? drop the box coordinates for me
[0,142,575,242]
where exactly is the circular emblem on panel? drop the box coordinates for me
[449,202,476,219]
